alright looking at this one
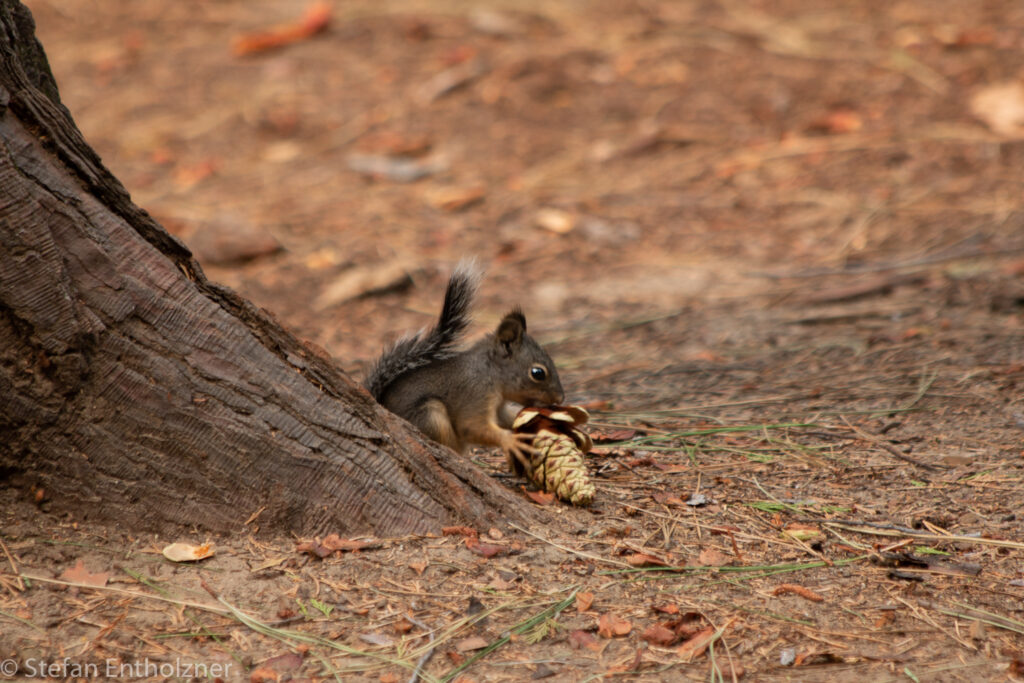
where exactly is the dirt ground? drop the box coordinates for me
[4,0,1024,680]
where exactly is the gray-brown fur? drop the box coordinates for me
[364,262,564,468]
[364,261,480,402]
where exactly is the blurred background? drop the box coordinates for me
[25,0,1024,390]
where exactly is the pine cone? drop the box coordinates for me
[513,405,595,506]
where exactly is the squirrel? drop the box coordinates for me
[364,261,565,473]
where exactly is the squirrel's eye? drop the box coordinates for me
[529,365,548,382]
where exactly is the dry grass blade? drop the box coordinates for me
[217,595,430,680]
[509,523,632,567]
[822,523,1024,550]
[440,588,579,682]
[404,613,436,683]
[0,608,44,632]
[840,416,944,470]
[0,536,24,592]
[600,422,816,448]
[893,596,977,651]
[922,601,1024,636]
[15,573,232,616]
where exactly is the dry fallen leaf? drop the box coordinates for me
[651,492,685,506]
[297,535,380,558]
[357,131,432,157]
[442,526,479,539]
[174,159,219,189]
[598,612,633,638]
[772,583,825,602]
[469,9,525,37]
[569,629,602,651]
[359,632,394,647]
[575,591,595,613]
[688,349,725,363]
[315,261,413,310]
[808,108,862,134]
[671,614,709,640]
[794,651,844,666]
[968,619,986,641]
[425,185,486,212]
[321,535,372,552]
[249,667,279,683]
[725,660,746,679]
[591,427,638,443]
[970,81,1024,137]
[232,1,331,56]
[696,547,731,567]
[295,539,333,559]
[187,218,282,266]
[524,488,556,506]
[606,646,645,674]
[535,207,576,234]
[627,552,672,568]
[677,625,716,662]
[60,559,111,587]
[465,537,506,558]
[455,635,489,652]
[641,622,678,646]
[161,542,215,563]
[873,610,896,628]
[487,576,516,591]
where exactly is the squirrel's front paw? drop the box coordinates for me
[500,431,538,475]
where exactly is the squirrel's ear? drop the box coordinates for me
[495,309,526,357]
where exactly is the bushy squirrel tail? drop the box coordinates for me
[364,260,480,401]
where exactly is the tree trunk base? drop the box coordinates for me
[0,0,537,536]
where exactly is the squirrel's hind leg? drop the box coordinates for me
[414,398,464,453]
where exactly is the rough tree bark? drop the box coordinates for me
[0,0,536,535]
